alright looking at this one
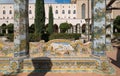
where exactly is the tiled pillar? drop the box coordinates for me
[10,0,29,73]
[110,19,114,39]
[106,10,113,51]
[14,0,29,58]
[92,0,106,56]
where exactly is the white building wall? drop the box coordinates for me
[0,4,14,25]
[0,3,85,27]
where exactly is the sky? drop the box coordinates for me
[56,0,70,3]
[0,0,70,3]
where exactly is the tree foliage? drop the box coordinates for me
[59,22,71,33]
[113,15,120,33]
[35,0,45,35]
[1,23,7,34]
[47,6,54,34]
[29,24,35,33]
[7,23,14,34]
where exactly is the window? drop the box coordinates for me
[73,10,76,14]
[68,10,71,14]
[3,10,6,14]
[81,4,86,19]
[73,17,76,19]
[29,10,32,14]
[62,10,65,14]
[11,17,13,19]
[9,10,12,14]
[55,10,58,14]
[3,17,5,19]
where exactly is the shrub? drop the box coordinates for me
[29,24,35,33]
[113,15,120,33]
[0,33,4,36]
[7,23,14,34]
[48,6,54,34]
[29,33,41,42]
[5,34,14,42]
[49,33,81,40]
[59,22,71,33]
[113,33,120,39]
[4,33,41,42]
[1,23,7,34]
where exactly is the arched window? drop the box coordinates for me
[9,10,12,14]
[68,10,71,14]
[55,10,58,14]
[53,24,58,33]
[3,17,5,19]
[73,10,76,14]
[3,10,6,14]
[62,10,65,14]
[29,10,32,14]
[81,4,86,19]
[82,24,86,33]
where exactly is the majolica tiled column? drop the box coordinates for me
[92,0,106,56]
[10,0,29,72]
[106,10,113,51]
[14,0,29,58]
[110,19,114,39]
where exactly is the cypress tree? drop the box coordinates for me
[48,5,54,34]
[35,0,45,36]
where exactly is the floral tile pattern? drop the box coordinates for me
[106,10,113,51]
[14,0,29,57]
[92,0,106,55]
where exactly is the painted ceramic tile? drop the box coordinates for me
[29,39,92,58]
[0,42,14,57]
[14,0,29,57]
[106,10,113,51]
[92,0,106,56]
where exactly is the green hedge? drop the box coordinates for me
[4,33,81,42]
[4,33,41,42]
[29,33,41,42]
[5,34,14,42]
[49,33,81,40]
[113,33,120,38]
[0,33,4,36]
